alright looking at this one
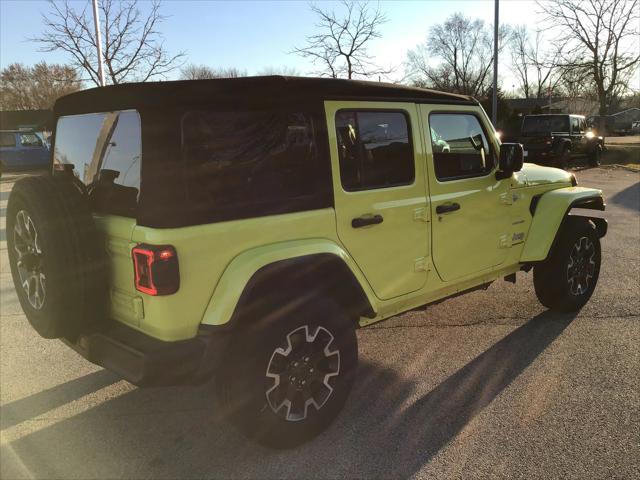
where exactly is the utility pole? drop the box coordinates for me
[492,0,499,126]
[92,0,106,87]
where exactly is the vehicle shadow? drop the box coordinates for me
[609,181,639,212]
[0,370,119,430]
[3,310,574,479]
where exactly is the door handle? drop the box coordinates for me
[351,214,384,228]
[436,202,461,214]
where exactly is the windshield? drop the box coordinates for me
[522,115,569,135]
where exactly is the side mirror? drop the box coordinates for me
[496,143,524,180]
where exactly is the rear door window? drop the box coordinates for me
[429,113,494,181]
[335,110,414,191]
[181,109,329,221]
[54,110,141,216]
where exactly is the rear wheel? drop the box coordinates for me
[533,217,601,312]
[218,296,357,448]
[7,176,106,338]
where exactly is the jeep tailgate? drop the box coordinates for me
[93,215,143,327]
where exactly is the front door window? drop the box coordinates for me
[424,108,510,282]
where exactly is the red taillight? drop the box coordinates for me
[132,244,179,296]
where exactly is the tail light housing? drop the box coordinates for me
[132,244,179,295]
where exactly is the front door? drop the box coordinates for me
[326,101,429,300]
[421,106,511,282]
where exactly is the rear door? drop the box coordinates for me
[53,110,143,327]
[420,105,511,282]
[325,101,430,300]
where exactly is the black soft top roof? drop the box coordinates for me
[54,76,476,116]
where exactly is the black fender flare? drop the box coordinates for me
[226,254,375,331]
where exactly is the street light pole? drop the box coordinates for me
[92,0,106,87]
[492,0,499,126]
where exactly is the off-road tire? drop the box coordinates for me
[589,144,602,167]
[6,175,106,339]
[218,296,358,449]
[533,217,601,312]
[556,146,570,170]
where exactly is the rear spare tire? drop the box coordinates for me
[7,175,106,339]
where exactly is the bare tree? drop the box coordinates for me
[32,0,185,86]
[541,0,640,114]
[510,26,564,99]
[293,1,389,79]
[258,65,302,76]
[556,65,598,111]
[179,64,247,80]
[406,13,510,97]
[510,26,533,98]
[0,62,82,110]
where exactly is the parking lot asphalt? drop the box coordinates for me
[0,167,638,479]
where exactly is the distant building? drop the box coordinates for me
[609,108,640,133]
[543,98,600,116]
[505,97,563,116]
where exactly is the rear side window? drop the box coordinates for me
[181,110,328,220]
[522,115,569,134]
[0,132,15,147]
[429,113,494,181]
[54,110,141,216]
[335,110,414,191]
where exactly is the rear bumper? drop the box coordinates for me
[64,322,231,386]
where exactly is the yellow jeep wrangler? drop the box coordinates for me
[7,77,607,448]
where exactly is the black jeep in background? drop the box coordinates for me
[519,114,604,169]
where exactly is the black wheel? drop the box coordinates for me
[218,296,358,449]
[533,217,601,312]
[589,144,602,167]
[556,147,570,169]
[6,176,106,339]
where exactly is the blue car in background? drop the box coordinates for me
[0,130,50,174]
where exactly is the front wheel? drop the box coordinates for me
[218,296,358,448]
[533,217,601,312]
[589,144,602,167]
[556,147,570,170]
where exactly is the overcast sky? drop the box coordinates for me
[0,0,559,91]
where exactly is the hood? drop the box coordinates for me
[511,163,573,188]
